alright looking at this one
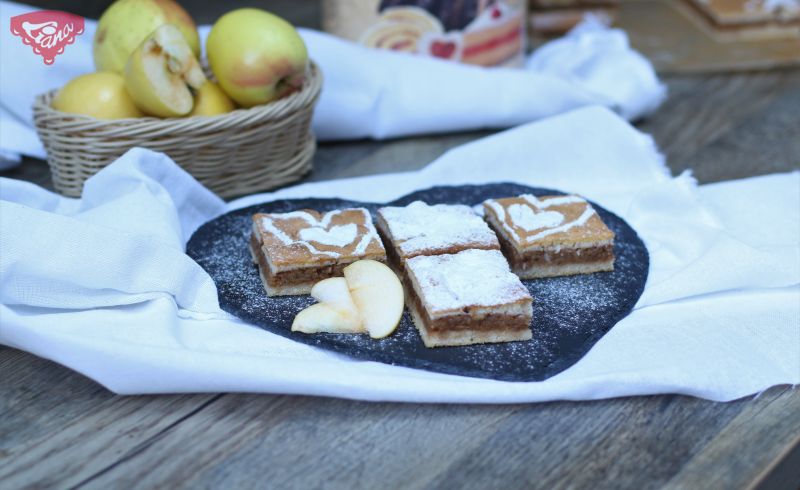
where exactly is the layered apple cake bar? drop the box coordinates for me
[375,201,500,271]
[250,208,386,296]
[406,249,533,347]
[483,194,615,279]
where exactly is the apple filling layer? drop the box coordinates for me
[249,233,354,286]
[497,238,614,272]
[483,194,615,279]
[408,288,530,333]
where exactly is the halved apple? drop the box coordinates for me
[343,260,404,339]
[291,277,364,334]
[124,24,206,117]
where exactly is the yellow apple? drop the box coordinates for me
[343,260,404,339]
[206,8,308,108]
[52,72,143,119]
[94,0,200,73]
[124,24,206,118]
[188,82,236,117]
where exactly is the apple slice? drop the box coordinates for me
[124,24,206,117]
[343,260,404,339]
[291,277,364,334]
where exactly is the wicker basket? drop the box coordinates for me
[32,62,322,198]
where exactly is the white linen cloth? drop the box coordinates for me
[1,106,798,402]
[0,1,664,159]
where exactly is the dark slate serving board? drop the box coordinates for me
[186,184,649,382]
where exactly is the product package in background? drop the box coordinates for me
[323,0,528,67]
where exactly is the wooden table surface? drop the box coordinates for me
[2,2,799,489]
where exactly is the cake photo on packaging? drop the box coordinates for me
[322,0,528,67]
[483,194,615,279]
[406,248,534,347]
[374,200,501,271]
[682,0,800,41]
[250,208,386,296]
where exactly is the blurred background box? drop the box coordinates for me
[322,0,528,67]
[618,0,799,73]
[528,0,618,41]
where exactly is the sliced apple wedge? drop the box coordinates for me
[343,260,404,339]
[291,277,364,334]
[124,24,206,117]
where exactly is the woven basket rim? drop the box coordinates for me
[34,60,322,132]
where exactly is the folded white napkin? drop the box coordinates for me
[1,106,797,402]
[0,1,664,159]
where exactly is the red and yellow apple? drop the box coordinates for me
[206,8,309,108]
[94,0,200,73]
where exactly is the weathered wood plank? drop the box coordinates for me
[62,384,798,490]
[673,75,800,182]
[665,387,800,489]
[638,70,800,179]
[419,388,796,490]
[75,394,517,489]
[0,347,219,489]
[310,130,493,183]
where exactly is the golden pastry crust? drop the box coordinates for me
[483,195,614,250]
[252,208,386,271]
[483,194,615,279]
[250,207,386,296]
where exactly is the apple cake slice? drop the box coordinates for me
[483,194,615,279]
[250,207,386,296]
[405,248,533,347]
[375,200,500,272]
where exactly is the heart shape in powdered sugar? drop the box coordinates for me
[298,223,358,248]
[507,204,564,232]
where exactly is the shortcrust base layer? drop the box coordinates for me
[409,301,532,348]
[513,259,615,280]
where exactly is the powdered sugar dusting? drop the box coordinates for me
[259,207,382,260]
[353,208,381,255]
[522,194,585,209]
[299,223,358,248]
[379,201,499,255]
[485,194,603,243]
[527,206,595,241]
[407,249,531,313]
[508,204,564,231]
